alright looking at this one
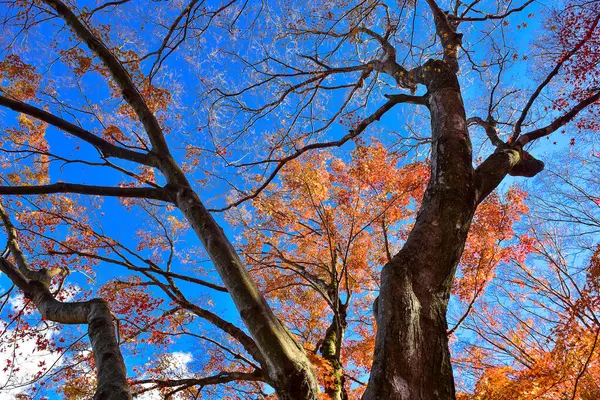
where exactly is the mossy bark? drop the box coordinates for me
[320,305,348,400]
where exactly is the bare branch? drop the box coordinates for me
[88,0,131,16]
[511,12,600,142]
[48,249,228,293]
[0,182,171,202]
[212,93,427,212]
[146,0,238,81]
[0,95,154,166]
[467,116,504,146]
[172,298,266,368]
[133,370,265,390]
[451,0,535,22]
[517,89,600,146]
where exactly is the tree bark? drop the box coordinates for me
[364,61,476,400]
[32,288,131,400]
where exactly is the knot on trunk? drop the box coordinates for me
[508,151,545,177]
[163,182,197,204]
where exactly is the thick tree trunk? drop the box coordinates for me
[364,62,476,400]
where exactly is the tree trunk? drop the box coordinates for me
[165,182,319,399]
[364,62,476,400]
[320,305,348,400]
[32,289,131,400]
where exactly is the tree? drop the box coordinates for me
[1,0,320,398]
[0,0,598,399]
[231,144,429,399]
[231,144,530,398]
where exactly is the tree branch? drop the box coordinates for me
[517,89,600,146]
[475,86,599,204]
[0,182,171,202]
[212,93,427,212]
[47,249,228,292]
[467,116,504,146]
[42,0,170,154]
[133,370,265,390]
[474,146,523,204]
[451,0,535,22]
[0,95,154,166]
[88,0,132,17]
